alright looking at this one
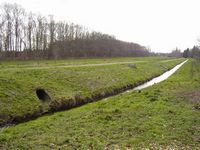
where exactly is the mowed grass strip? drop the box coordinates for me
[0,57,184,125]
[0,59,199,149]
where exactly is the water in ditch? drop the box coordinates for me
[131,59,188,91]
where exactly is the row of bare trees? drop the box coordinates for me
[0,3,150,60]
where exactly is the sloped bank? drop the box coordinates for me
[49,60,188,110]
[0,59,186,127]
[0,76,159,128]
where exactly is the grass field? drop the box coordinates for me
[0,57,185,126]
[0,58,199,149]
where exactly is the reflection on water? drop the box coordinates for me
[133,59,188,91]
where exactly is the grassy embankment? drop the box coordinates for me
[0,59,199,149]
[0,57,184,126]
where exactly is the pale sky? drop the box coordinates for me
[1,0,200,52]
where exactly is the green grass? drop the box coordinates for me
[0,59,199,149]
[0,57,184,126]
[0,57,173,68]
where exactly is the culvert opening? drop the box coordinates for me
[36,89,51,101]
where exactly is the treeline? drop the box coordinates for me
[183,46,200,61]
[50,39,149,58]
[0,3,150,60]
[168,48,182,58]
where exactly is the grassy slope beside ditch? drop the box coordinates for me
[0,57,184,126]
[0,59,199,149]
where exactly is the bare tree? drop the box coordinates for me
[13,3,25,53]
[2,4,13,52]
[48,15,56,46]
[27,12,36,51]
[0,10,5,52]
[56,21,65,41]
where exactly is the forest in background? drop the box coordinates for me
[183,46,200,61]
[0,3,150,60]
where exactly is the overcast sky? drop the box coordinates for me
[1,0,200,52]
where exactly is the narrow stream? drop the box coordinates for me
[131,59,188,91]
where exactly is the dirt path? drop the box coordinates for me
[161,58,181,62]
